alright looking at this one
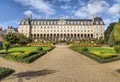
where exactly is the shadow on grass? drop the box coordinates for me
[4,69,57,82]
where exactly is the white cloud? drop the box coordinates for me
[74,0,109,18]
[60,5,70,9]
[23,10,41,18]
[75,7,89,18]
[58,0,71,2]
[108,4,120,15]
[14,0,56,16]
[87,1,109,14]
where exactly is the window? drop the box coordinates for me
[96,21,98,24]
[81,21,83,25]
[100,21,103,24]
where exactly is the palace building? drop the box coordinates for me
[18,15,105,41]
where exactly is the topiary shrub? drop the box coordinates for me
[37,47,43,51]
[114,45,120,53]
[81,47,89,52]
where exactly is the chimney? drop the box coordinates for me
[30,14,32,20]
[92,14,95,22]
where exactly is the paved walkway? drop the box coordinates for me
[0,45,120,82]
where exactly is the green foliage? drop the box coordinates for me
[104,22,116,44]
[4,33,33,46]
[108,31,116,47]
[105,22,120,46]
[3,41,10,53]
[81,47,89,52]
[37,47,43,51]
[91,51,118,58]
[6,51,46,63]
[114,45,120,53]
[23,51,46,63]
[70,46,120,63]
[0,67,14,79]
[4,33,19,45]
[0,46,54,63]
[10,51,39,58]
[113,24,120,45]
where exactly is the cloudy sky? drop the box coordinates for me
[0,0,120,29]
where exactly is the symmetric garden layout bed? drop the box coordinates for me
[70,46,120,63]
[0,46,54,63]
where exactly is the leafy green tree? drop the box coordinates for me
[108,31,116,46]
[3,41,10,53]
[113,23,120,45]
[16,33,33,45]
[4,33,19,45]
[104,22,116,44]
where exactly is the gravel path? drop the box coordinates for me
[0,45,120,82]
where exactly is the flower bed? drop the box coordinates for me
[26,42,54,47]
[69,43,103,47]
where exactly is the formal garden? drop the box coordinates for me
[70,22,120,63]
[0,33,55,79]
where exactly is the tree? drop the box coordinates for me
[108,31,116,46]
[4,33,19,45]
[113,23,120,45]
[104,22,116,44]
[3,41,10,53]
[16,33,33,45]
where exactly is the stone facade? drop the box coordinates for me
[6,26,18,34]
[18,16,105,41]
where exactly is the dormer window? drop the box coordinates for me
[100,21,103,24]
[96,21,98,24]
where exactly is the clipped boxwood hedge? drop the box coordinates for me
[23,51,47,63]
[70,47,120,63]
[6,51,47,63]
[0,67,14,80]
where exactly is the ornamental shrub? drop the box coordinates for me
[115,45,120,53]
[81,47,89,52]
[37,47,43,51]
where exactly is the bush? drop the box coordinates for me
[115,45,120,53]
[0,67,14,80]
[81,47,89,52]
[23,51,47,63]
[37,47,43,51]
[70,47,120,63]
[10,51,39,58]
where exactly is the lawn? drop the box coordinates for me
[70,46,120,63]
[0,46,53,53]
[0,46,54,63]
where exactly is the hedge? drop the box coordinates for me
[0,67,14,80]
[23,51,47,63]
[70,47,120,63]
[6,51,47,63]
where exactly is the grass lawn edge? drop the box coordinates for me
[69,47,120,63]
